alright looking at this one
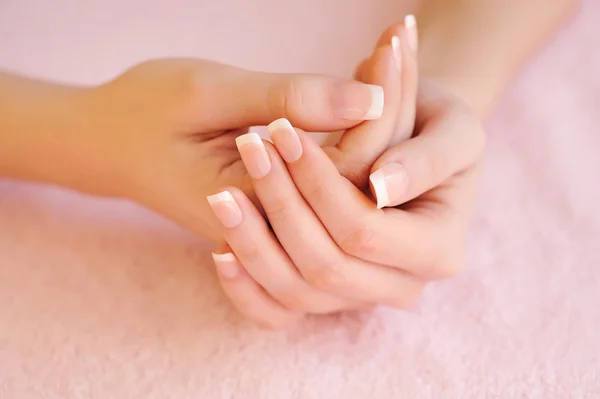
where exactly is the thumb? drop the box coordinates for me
[368,95,485,208]
[192,60,384,132]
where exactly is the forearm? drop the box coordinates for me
[0,72,105,194]
[416,0,579,117]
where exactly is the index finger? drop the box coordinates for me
[268,118,464,281]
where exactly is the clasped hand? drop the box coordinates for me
[76,22,484,328]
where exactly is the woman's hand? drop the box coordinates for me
[209,21,485,328]
[208,21,421,328]
[210,81,484,329]
[70,59,384,244]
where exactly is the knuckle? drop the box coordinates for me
[263,194,289,222]
[303,258,346,292]
[234,243,262,265]
[436,250,466,279]
[173,64,204,99]
[425,149,448,186]
[389,283,425,309]
[279,292,337,314]
[303,178,331,203]
[270,277,358,314]
[410,134,445,186]
[168,65,210,117]
[338,225,378,258]
[268,76,305,120]
[255,314,299,331]
[426,243,466,279]
[273,289,313,313]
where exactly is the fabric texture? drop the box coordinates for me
[0,1,598,397]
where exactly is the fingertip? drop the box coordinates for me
[369,169,390,209]
[369,162,410,209]
[391,35,402,72]
[404,14,418,53]
[236,132,271,179]
[267,118,303,162]
[213,185,262,223]
[214,243,302,329]
[216,185,247,204]
[375,23,405,50]
[206,189,243,228]
[361,85,383,120]
[212,252,240,279]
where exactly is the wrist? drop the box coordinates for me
[0,73,122,197]
[416,0,578,118]
[416,2,512,118]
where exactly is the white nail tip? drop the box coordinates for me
[391,36,402,71]
[212,252,236,262]
[391,36,401,52]
[405,14,416,28]
[369,170,389,209]
[207,190,235,205]
[365,85,384,120]
[235,132,264,148]
[267,118,293,134]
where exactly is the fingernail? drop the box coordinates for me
[391,35,402,72]
[212,252,239,279]
[333,82,384,121]
[207,190,243,228]
[404,14,418,53]
[267,118,302,162]
[369,163,409,208]
[235,132,271,179]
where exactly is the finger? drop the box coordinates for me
[375,15,418,53]
[327,42,401,190]
[353,58,369,81]
[374,166,481,280]
[267,119,434,280]
[369,84,486,208]
[212,247,301,330]
[207,183,366,314]
[371,17,419,145]
[190,60,384,132]
[391,19,419,145]
[265,120,425,308]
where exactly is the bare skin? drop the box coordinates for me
[417,0,579,117]
[0,1,579,327]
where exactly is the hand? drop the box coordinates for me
[74,58,385,244]
[211,81,484,328]
[209,20,428,328]
[209,21,485,329]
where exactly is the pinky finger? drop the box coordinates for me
[212,248,302,330]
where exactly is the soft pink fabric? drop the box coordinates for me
[0,1,598,397]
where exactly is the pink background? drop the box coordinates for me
[1,1,599,398]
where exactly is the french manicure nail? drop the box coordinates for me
[212,252,239,279]
[267,118,302,162]
[404,14,418,53]
[207,190,243,228]
[235,132,271,179]
[333,82,384,121]
[369,163,409,208]
[391,35,402,72]
[365,84,385,119]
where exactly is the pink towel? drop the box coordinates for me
[0,1,598,397]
